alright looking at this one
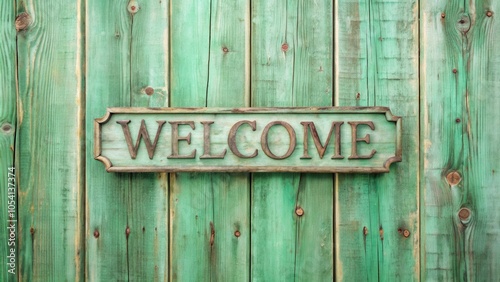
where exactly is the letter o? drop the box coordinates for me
[261,121,296,160]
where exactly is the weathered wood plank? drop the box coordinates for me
[169,0,250,280]
[128,1,170,280]
[421,0,500,280]
[0,2,17,281]
[86,0,170,280]
[86,2,131,280]
[16,0,85,280]
[335,0,419,280]
[251,0,334,280]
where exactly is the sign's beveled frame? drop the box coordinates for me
[95,107,402,173]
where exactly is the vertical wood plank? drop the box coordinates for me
[169,0,250,280]
[335,0,419,280]
[86,2,130,279]
[0,2,17,281]
[86,0,170,280]
[251,0,334,280]
[16,0,85,281]
[421,0,500,280]
[128,1,170,281]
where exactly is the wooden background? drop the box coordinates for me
[0,0,499,281]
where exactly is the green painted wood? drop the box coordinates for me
[421,0,500,280]
[169,0,250,280]
[251,0,334,280]
[334,0,420,280]
[0,2,17,281]
[86,0,169,281]
[16,0,85,281]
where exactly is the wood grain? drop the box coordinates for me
[335,0,420,280]
[169,0,250,280]
[16,0,85,280]
[421,0,500,280]
[86,0,170,281]
[251,0,335,280]
[0,2,17,281]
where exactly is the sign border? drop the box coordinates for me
[94,107,402,173]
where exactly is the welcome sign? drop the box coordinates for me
[94,107,401,173]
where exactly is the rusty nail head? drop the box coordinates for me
[145,87,154,95]
[455,118,461,123]
[126,227,131,236]
[281,43,289,52]
[458,208,471,220]
[295,207,304,216]
[131,6,136,11]
[363,226,368,236]
[30,227,35,235]
[441,13,446,18]
[453,68,458,73]
[234,230,241,237]
[222,47,229,53]
[446,171,461,185]
[486,11,493,17]
[93,230,99,238]
[403,229,410,238]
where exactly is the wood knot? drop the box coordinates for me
[145,86,154,95]
[1,123,13,134]
[446,171,461,186]
[456,13,471,33]
[398,228,410,238]
[281,43,289,52]
[15,12,32,32]
[127,0,139,14]
[458,207,471,223]
[295,207,304,216]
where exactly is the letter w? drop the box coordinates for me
[116,120,166,159]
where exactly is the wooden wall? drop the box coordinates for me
[0,0,498,281]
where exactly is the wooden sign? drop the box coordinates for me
[94,107,402,173]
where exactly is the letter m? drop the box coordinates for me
[116,120,166,159]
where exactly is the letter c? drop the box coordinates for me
[228,120,258,158]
